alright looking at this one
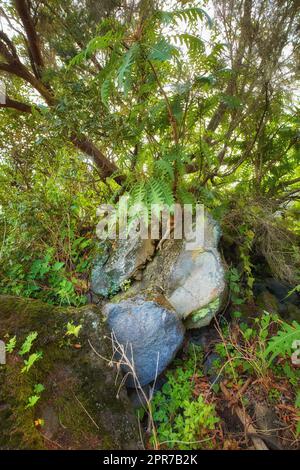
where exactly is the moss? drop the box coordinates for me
[0,296,140,450]
[184,298,221,329]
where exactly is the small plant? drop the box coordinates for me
[19,332,38,356]
[268,387,281,404]
[5,335,16,353]
[151,345,219,449]
[226,267,245,311]
[21,351,43,373]
[65,321,82,338]
[25,384,45,410]
[25,395,41,409]
[264,320,300,366]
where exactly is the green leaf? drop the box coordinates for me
[65,321,82,338]
[34,383,45,394]
[21,351,43,373]
[101,77,113,107]
[19,332,38,356]
[25,395,40,409]
[148,38,178,62]
[156,7,213,28]
[5,336,16,353]
[117,43,140,94]
[264,321,300,365]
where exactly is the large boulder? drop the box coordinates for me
[104,297,185,387]
[91,235,155,298]
[112,214,226,329]
[0,296,140,450]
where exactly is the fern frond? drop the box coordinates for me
[130,181,146,207]
[177,185,196,205]
[101,77,113,108]
[117,43,140,94]
[156,8,213,28]
[154,159,174,181]
[68,31,122,68]
[264,320,300,365]
[148,38,178,62]
[175,34,205,55]
[146,179,166,206]
[159,180,175,207]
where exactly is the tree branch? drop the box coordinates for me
[14,0,45,77]
[0,95,32,113]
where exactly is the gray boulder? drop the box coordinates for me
[120,214,226,329]
[91,235,154,298]
[104,297,185,387]
[165,215,226,328]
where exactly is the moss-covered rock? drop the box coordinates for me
[0,296,140,450]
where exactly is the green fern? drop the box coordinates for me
[148,37,178,62]
[101,77,113,107]
[69,31,121,68]
[85,32,117,58]
[159,180,175,207]
[156,7,213,28]
[130,181,146,207]
[117,43,140,94]
[146,179,166,206]
[177,185,196,205]
[175,34,205,55]
[264,320,300,365]
[154,158,174,181]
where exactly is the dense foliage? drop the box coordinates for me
[0,0,299,452]
[0,0,299,304]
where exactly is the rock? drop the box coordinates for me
[117,214,226,329]
[0,296,140,450]
[265,278,300,305]
[91,235,155,298]
[203,352,222,384]
[104,297,185,387]
[256,287,300,322]
[256,290,280,315]
[163,215,226,328]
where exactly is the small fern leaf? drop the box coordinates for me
[175,34,205,55]
[130,181,146,206]
[156,8,213,28]
[117,43,140,94]
[68,51,86,68]
[148,38,178,62]
[264,320,300,365]
[154,159,174,181]
[101,77,113,108]
[146,179,165,206]
[160,180,175,207]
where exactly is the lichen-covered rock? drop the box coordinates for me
[104,297,185,387]
[0,296,140,450]
[91,235,155,298]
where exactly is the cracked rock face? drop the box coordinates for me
[91,234,155,298]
